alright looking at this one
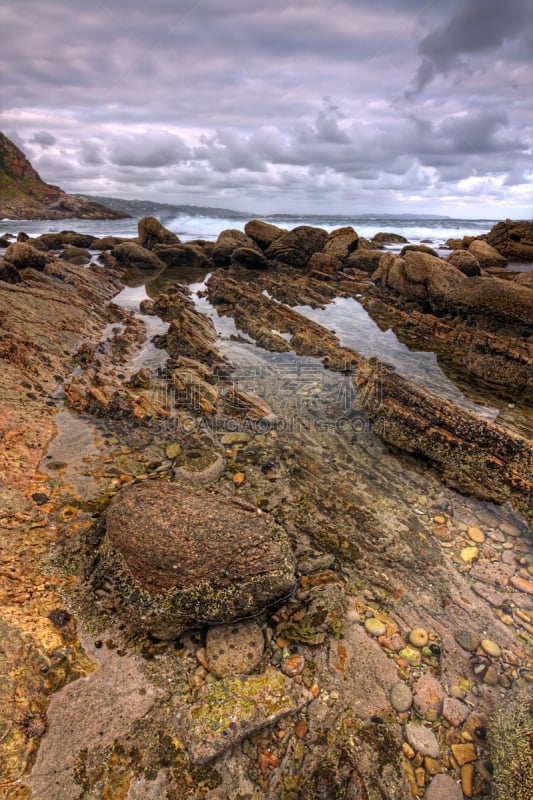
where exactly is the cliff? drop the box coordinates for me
[0,132,129,220]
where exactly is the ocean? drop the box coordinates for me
[0,212,501,251]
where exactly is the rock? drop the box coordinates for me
[401,244,439,257]
[480,639,501,658]
[460,763,474,797]
[0,262,22,283]
[442,697,469,727]
[344,249,384,274]
[485,219,533,261]
[93,481,296,638]
[372,231,408,244]
[467,526,485,543]
[222,387,277,423]
[412,675,445,718]
[138,216,180,250]
[213,229,259,266]
[390,682,413,712]
[33,231,97,250]
[265,225,328,268]
[91,235,128,250]
[499,520,521,537]
[405,724,440,758]
[468,239,507,268]
[4,242,47,271]
[153,243,211,269]
[425,774,463,800]
[454,630,480,652]
[446,249,481,276]
[374,250,465,313]
[220,432,250,446]
[244,219,286,250]
[399,646,422,667]
[307,252,342,274]
[510,575,533,595]
[231,246,270,270]
[323,226,359,258]
[175,670,312,764]
[172,448,226,485]
[61,246,90,264]
[205,619,264,678]
[408,627,429,648]
[482,666,499,685]
[111,242,165,271]
[281,653,305,677]
[364,617,387,637]
[447,276,533,334]
[451,743,477,765]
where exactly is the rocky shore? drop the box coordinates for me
[0,215,531,800]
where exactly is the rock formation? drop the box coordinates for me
[0,132,129,220]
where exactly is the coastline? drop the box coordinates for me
[0,215,531,799]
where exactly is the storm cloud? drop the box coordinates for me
[1,0,531,216]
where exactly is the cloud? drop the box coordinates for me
[0,0,530,216]
[411,0,533,92]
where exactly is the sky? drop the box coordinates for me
[1,0,532,217]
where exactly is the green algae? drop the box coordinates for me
[488,689,533,800]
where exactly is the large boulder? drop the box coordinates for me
[323,226,359,259]
[468,239,507,268]
[92,481,296,638]
[374,250,465,312]
[212,229,259,266]
[372,231,408,245]
[32,231,96,250]
[0,262,22,283]
[447,276,533,334]
[344,249,384,274]
[400,244,439,258]
[244,219,286,250]
[138,216,180,250]
[230,247,270,270]
[265,225,328,268]
[111,241,165,270]
[446,250,481,276]
[4,242,48,271]
[485,219,533,262]
[153,242,212,269]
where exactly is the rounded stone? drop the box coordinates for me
[499,521,521,538]
[364,617,387,637]
[442,696,469,727]
[480,639,501,658]
[425,773,463,800]
[281,653,305,678]
[467,526,485,544]
[205,620,264,678]
[390,682,413,713]
[413,675,445,718]
[460,546,478,563]
[482,666,499,686]
[409,627,429,648]
[93,481,296,638]
[399,646,422,667]
[454,630,480,652]
[405,723,440,758]
[173,448,226,485]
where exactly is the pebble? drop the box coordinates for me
[449,685,466,700]
[405,723,440,759]
[423,757,441,776]
[233,472,246,484]
[205,620,264,678]
[499,521,521,538]
[460,763,474,797]
[510,575,533,595]
[399,646,422,667]
[467,526,485,543]
[165,443,181,459]
[425,773,463,800]
[451,743,477,765]
[390,682,413,713]
[413,675,445,718]
[460,546,478,563]
[454,630,480,652]
[442,697,469,727]
[364,617,387,637]
[280,653,305,677]
[482,666,499,686]
[480,639,501,658]
[380,633,405,651]
[408,627,429,648]
[221,432,250,445]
